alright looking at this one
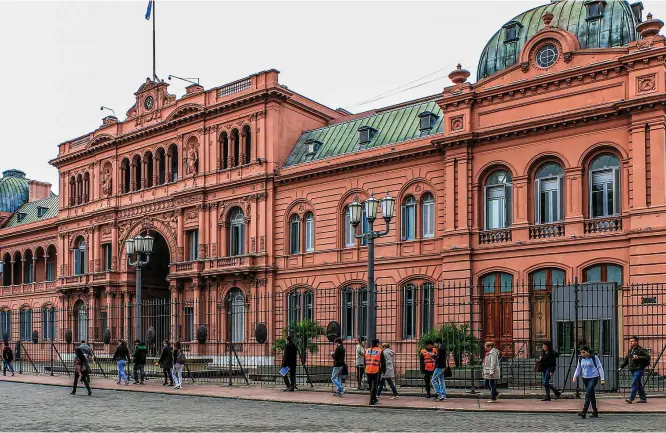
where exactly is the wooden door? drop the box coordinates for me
[481,272,514,354]
[530,268,565,354]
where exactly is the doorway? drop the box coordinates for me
[481,272,514,354]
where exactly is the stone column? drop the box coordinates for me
[240,130,247,165]
[31,257,36,284]
[111,224,118,271]
[120,166,125,193]
[130,162,136,191]
[229,134,237,167]
[177,209,184,262]
[153,154,159,186]
[209,204,217,258]
[10,261,14,285]
[649,120,666,206]
[166,152,172,183]
[457,156,470,230]
[89,292,97,341]
[631,123,648,209]
[105,289,113,341]
[198,204,207,259]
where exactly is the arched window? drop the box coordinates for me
[145,151,154,188]
[401,196,417,241]
[12,252,22,285]
[132,155,142,191]
[83,172,90,203]
[0,309,11,341]
[42,305,56,341]
[121,159,131,193]
[481,272,514,294]
[243,125,252,165]
[227,288,245,343]
[229,208,246,256]
[289,214,300,254]
[589,154,620,218]
[304,212,315,252]
[485,170,512,230]
[531,268,565,290]
[422,193,435,238]
[402,284,416,339]
[220,132,229,170]
[20,307,32,341]
[76,175,83,205]
[535,163,564,224]
[341,288,355,339]
[584,264,623,286]
[168,144,179,182]
[287,291,300,326]
[46,245,57,282]
[69,176,76,206]
[2,254,10,286]
[73,237,87,276]
[75,301,88,342]
[23,250,33,284]
[156,148,166,185]
[231,129,240,167]
[421,282,434,335]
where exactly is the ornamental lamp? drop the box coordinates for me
[135,235,146,254]
[125,238,135,256]
[364,192,380,222]
[143,234,155,254]
[348,197,363,226]
[381,191,396,221]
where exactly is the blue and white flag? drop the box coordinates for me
[145,0,153,20]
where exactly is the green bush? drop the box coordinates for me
[418,323,480,367]
[272,319,325,363]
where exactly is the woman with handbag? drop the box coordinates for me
[538,341,561,401]
[573,345,605,419]
[377,343,399,399]
[71,347,92,396]
[431,338,449,401]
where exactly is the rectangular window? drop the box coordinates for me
[539,179,560,224]
[403,286,415,339]
[591,170,618,218]
[42,307,56,341]
[0,310,11,341]
[303,292,314,321]
[421,284,434,335]
[342,290,354,339]
[287,293,300,326]
[486,186,505,229]
[103,244,112,272]
[401,203,416,241]
[230,224,245,256]
[187,230,199,261]
[184,306,194,341]
[101,311,108,337]
[20,309,32,341]
[422,200,435,238]
[344,211,355,248]
[24,262,33,284]
[73,249,86,276]
[556,320,574,354]
[290,219,300,254]
[305,217,315,252]
[46,260,55,282]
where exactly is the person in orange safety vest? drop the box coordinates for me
[365,339,386,406]
[420,340,438,398]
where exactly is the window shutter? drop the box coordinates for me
[505,183,513,227]
[614,168,621,215]
[401,204,407,240]
[483,186,488,230]
[74,249,80,275]
[588,170,594,218]
[534,179,541,224]
[558,176,565,221]
[240,223,246,255]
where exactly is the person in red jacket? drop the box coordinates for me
[419,340,437,398]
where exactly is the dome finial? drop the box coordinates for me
[449,64,470,85]
[637,13,663,38]
[542,12,554,27]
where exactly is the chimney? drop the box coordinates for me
[185,83,204,95]
[631,2,644,23]
[102,115,118,126]
[28,180,52,203]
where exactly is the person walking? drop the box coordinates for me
[355,337,366,390]
[573,345,605,419]
[539,341,561,401]
[132,340,147,385]
[282,335,298,392]
[483,341,501,403]
[419,340,437,398]
[71,347,92,396]
[431,338,448,401]
[172,341,185,389]
[158,340,174,387]
[330,337,346,397]
[365,339,385,406]
[376,343,398,399]
[2,342,14,376]
[111,340,130,385]
[619,335,650,404]
[79,340,94,363]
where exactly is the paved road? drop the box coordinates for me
[1,382,660,432]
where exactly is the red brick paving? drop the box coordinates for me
[2,373,665,413]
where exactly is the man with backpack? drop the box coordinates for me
[2,342,14,376]
[619,335,651,404]
[132,340,148,384]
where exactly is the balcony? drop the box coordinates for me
[203,255,256,275]
[529,223,565,240]
[479,229,512,245]
[584,217,622,234]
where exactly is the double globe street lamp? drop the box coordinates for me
[125,234,154,343]
[348,191,395,346]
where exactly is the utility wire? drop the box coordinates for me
[346,75,448,109]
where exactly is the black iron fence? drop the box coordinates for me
[2,281,665,394]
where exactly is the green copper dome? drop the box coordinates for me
[0,170,29,213]
[477,0,640,81]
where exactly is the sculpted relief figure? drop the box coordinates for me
[187,143,199,175]
[101,168,113,196]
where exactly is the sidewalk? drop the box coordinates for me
[2,373,665,413]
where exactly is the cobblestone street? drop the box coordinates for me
[2,382,663,432]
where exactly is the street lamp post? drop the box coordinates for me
[125,234,154,343]
[349,192,395,346]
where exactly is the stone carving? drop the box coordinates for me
[187,142,198,174]
[251,237,256,253]
[450,116,464,131]
[101,168,113,196]
[260,235,265,252]
[637,74,656,93]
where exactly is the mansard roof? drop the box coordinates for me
[0,170,29,214]
[284,99,443,167]
[4,194,59,228]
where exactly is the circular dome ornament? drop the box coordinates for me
[535,44,559,69]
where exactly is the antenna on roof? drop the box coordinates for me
[168,75,200,86]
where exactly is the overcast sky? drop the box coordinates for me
[2,0,665,192]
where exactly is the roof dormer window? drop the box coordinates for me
[16,212,26,223]
[305,139,322,155]
[358,126,378,146]
[585,0,605,20]
[418,111,439,131]
[503,21,522,42]
[37,207,48,218]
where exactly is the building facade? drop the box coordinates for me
[1,1,665,373]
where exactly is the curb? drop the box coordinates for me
[3,377,666,414]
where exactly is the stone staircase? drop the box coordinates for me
[500,358,543,389]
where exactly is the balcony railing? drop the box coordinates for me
[217,77,252,98]
[529,223,565,240]
[584,217,622,234]
[479,229,512,244]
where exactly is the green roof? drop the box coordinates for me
[5,194,59,228]
[0,170,29,213]
[477,0,639,80]
[284,100,443,167]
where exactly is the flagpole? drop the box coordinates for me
[153,0,156,80]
